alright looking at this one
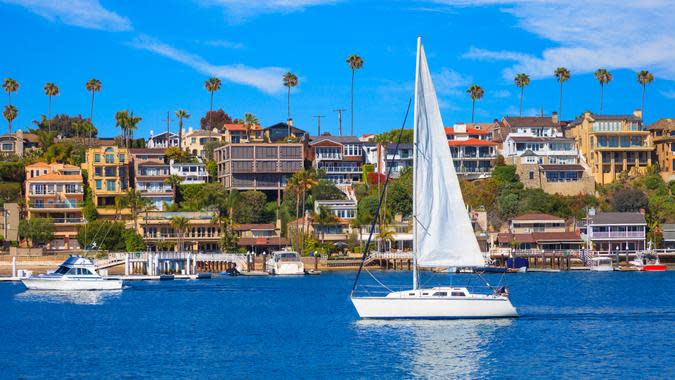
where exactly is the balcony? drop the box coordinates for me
[143,233,221,240]
[591,231,645,239]
[53,217,86,224]
[319,166,362,174]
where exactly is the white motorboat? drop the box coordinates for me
[589,257,614,272]
[351,37,518,319]
[21,256,123,291]
[266,251,305,275]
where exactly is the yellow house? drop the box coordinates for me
[567,110,654,185]
[82,146,130,210]
[647,118,675,181]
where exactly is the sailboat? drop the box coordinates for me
[350,37,518,319]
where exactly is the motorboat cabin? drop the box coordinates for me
[21,256,123,290]
[266,251,305,275]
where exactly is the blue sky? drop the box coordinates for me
[2,0,675,139]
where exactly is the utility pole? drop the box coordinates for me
[313,115,325,135]
[164,112,172,147]
[334,108,346,136]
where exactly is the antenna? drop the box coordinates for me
[313,115,325,135]
[334,108,346,136]
[164,112,173,148]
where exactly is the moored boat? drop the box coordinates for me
[589,257,614,272]
[266,251,305,275]
[21,256,123,291]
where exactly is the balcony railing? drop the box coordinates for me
[53,218,86,224]
[320,166,362,173]
[143,233,221,239]
[29,201,83,209]
[591,231,645,239]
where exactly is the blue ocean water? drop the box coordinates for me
[1,271,674,379]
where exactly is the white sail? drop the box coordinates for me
[413,39,485,268]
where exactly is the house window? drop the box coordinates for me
[119,154,125,163]
[1,143,13,151]
[105,154,115,163]
[95,180,102,190]
[94,153,101,163]
[106,180,116,191]
[529,171,534,180]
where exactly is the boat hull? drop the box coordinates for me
[267,262,304,275]
[22,278,123,291]
[643,264,667,272]
[351,295,518,319]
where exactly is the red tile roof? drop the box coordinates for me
[497,231,582,243]
[445,127,490,135]
[512,213,564,221]
[224,124,261,132]
[447,138,497,147]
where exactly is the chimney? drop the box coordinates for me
[551,112,559,125]
[633,109,643,120]
[288,118,294,127]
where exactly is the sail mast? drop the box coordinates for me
[412,36,421,290]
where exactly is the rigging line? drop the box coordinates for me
[363,267,394,292]
[413,215,432,238]
[351,96,413,292]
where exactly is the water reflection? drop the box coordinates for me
[16,290,122,305]
[355,319,512,378]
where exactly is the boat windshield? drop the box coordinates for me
[54,266,70,275]
[275,253,300,262]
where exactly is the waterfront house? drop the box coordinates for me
[214,143,304,200]
[170,160,208,184]
[184,127,225,159]
[25,162,85,250]
[586,211,647,252]
[130,148,173,211]
[0,130,39,157]
[146,130,179,149]
[364,143,414,178]
[446,123,498,178]
[233,223,288,253]
[497,213,583,251]
[567,110,654,185]
[222,123,263,143]
[263,122,309,143]
[309,135,366,185]
[138,211,221,252]
[647,118,675,182]
[83,146,130,212]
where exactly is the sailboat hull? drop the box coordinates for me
[351,289,518,319]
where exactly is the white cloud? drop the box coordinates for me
[434,68,473,96]
[1,0,132,31]
[195,0,338,21]
[489,89,511,98]
[130,35,287,94]
[661,90,675,99]
[199,40,245,50]
[438,1,675,81]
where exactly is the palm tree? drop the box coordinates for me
[36,129,56,150]
[123,189,144,231]
[164,174,182,207]
[243,112,259,141]
[316,206,337,244]
[286,174,302,249]
[514,73,530,116]
[85,78,102,128]
[3,105,17,134]
[43,82,60,132]
[170,216,190,252]
[466,84,484,124]
[594,69,613,114]
[554,67,570,122]
[114,110,142,148]
[2,78,19,105]
[296,169,319,255]
[346,54,364,136]
[282,72,298,137]
[175,109,190,149]
[204,77,222,131]
[637,70,655,119]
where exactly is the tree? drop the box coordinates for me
[346,54,364,136]
[115,110,142,148]
[637,70,655,118]
[43,82,60,131]
[554,67,570,122]
[170,216,190,252]
[123,228,146,252]
[175,109,190,149]
[31,114,97,138]
[200,109,233,131]
[36,129,57,150]
[315,206,338,243]
[204,77,222,131]
[466,84,484,124]
[85,78,102,130]
[164,146,191,163]
[611,187,648,212]
[19,218,55,247]
[594,69,612,114]
[514,73,530,116]
[165,174,182,206]
[312,179,347,201]
[386,170,413,217]
[282,72,298,137]
[76,220,125,251]
[3,105,17,134]
[234,191,267,224]
[243,112,259,141]
[2,78,19,106]
[122,189,145,231]
[373,129,414,144]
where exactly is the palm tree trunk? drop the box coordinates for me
[178,119,183,149]
[90,91,95,122]
[471,99,475,123]
[295,193,300,251]
[519,87,524,116]
[559,83,563,124]
[300,188,307,255]
[351,70,355,136]
[48,96,52,132]
[641,84,646,117]
[600,84,604,114]
[287,87,291,137]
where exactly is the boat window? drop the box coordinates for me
[451,292,466,297]
[432,292,448,297]
[55,266,69,274]
[422,293,429,296]
[408,293,415,296]
[66,268,78,275]
[81,268,93,275]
